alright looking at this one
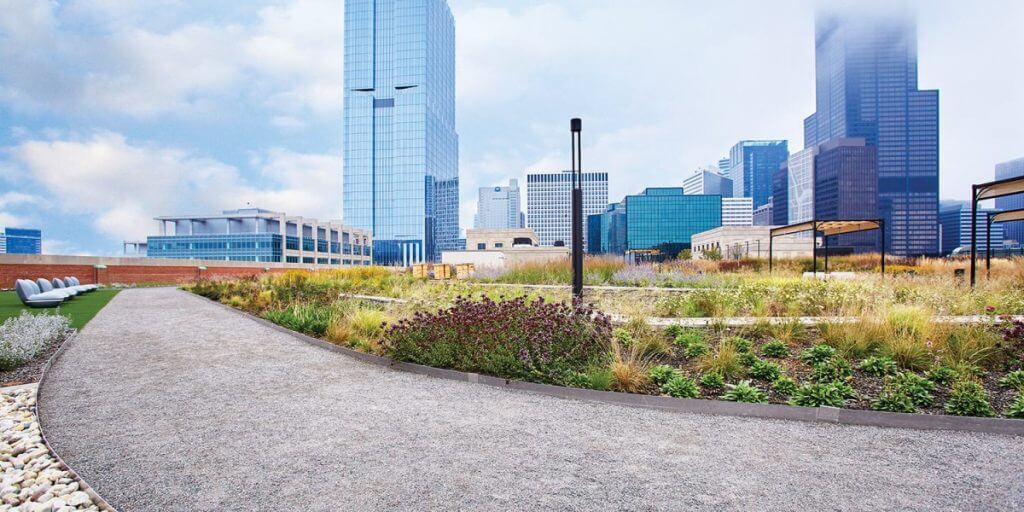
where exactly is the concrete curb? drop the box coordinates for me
[194,292,1024,437]
[35,331,118,512]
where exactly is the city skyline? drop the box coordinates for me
[0,1,1021,255]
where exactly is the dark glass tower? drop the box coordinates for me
[344,0,459,265]
[814,138,879,252]
[803,12,939,256]
[728,140,789,210]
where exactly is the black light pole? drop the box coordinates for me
[570,118,584,298]
[970,185,978,287]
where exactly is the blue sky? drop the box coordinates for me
[1,0,1022,255]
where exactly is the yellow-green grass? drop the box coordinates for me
[0,289,120,330]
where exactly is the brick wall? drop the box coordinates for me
[0,258,295,289]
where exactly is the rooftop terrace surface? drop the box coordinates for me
[38,288,1024,511]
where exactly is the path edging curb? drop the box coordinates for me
[194,291,1024,437]
[35,330,119,512]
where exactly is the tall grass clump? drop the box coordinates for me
[264,303,333,337]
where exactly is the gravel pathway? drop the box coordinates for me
[38,288,1024,511]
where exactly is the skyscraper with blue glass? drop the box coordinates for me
[343,0,459,265]
[995,158,1024,247]
[803,12,939,256]
[728,140,789,210]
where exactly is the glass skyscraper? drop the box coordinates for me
[588,189,722,256]
[814,139,879,252]
[803,12,939,256]
[995,158,1024,246]
[474,179,523,229]
[728,140,789,210]
[939,204,1004,255]
[343,0,459,265]
[0,228,42,255]
[526,171,608,249]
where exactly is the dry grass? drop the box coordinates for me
[696,339,745,380]
[609,336,653,393]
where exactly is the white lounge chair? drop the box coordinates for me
[14,280,67,308]
[36,278,76,298]
[53,278,92,294]
[65,276,98,292]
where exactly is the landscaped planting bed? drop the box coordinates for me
[186,265,1024,421]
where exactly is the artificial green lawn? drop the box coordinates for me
[0,289,120,330]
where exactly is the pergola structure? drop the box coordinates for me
[971,175,1024,286]
[769,219,885,276]
[983,208,1024,279]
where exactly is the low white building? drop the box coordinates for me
[691,226,812,260]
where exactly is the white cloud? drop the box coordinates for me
[7,132,341,241]
[0,0,343,121]
[0,212,27,228]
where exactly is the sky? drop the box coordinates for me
[0,0,1021,256]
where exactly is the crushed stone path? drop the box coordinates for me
[38,288,1024,511]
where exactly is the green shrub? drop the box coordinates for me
[699,371,725,390]
[613,327,633,345]
[789,382,846,408]
[661,375,700,398]
[858,356,899,377]
[725,336,752,353]
[685,339,710,358]
[1007,394,1024,419]
[761,339,790,358]
[264,304,332,336]
[696,342,744,379]
[385,296,612,385]
[926,366,959,386]
[722,380,768,403]
[649,364,682,387]
[944,380,995,417]
[772,376,798,396]
[664,324,684,339]
[871,386,917,413]
[674,329,705,350]
[892,372,935,407]
[749,359,782,381]
[998,370,1024,391]
[737,352,758,368]
[800,344,836,365]
[811,357,852,384]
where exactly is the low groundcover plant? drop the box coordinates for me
[0,312,73,370]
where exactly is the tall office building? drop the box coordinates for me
[728,140,789,209]
[803,11,939,256]
[722,197,753,226]
[772,162,788,226]
[474,179,523,229]
[0,228,42,255]
[526,170,608,249]
[683,169,733,197]
[814,139,879,252]
[343,0,459,265]
[587,202,627,255]
[786,146,819,225]
[995,158,1024,246]
[718,157,731,176]
[939,204,1003,255]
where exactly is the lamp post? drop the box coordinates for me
[570,118,584,298]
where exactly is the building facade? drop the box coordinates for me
[753,202,774,226]
[786,146,819,225]
[814,138,879,252]
[589,189,721,256]
[995,157,1024,246]
[772,161,789,226]
[803,12,939,256]
[526,170,608,249]
[939,204,1003,255]
[343,0,459,265]
[683,169,733,197]
[587,202,627,255]
[148,208,372,267]
[722,197,753,226]
[728,140,789,209]
[474,179,523,229]
[0,228,42,255]
[465,228,537,251]
[692,226,813,260]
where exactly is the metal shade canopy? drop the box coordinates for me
[991,208,1024,224]
[970,174,1024,286]
[769,219,885,276]
[982,207,1024,279]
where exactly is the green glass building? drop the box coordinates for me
[589,188,722,257]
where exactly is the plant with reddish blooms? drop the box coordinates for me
[1002,317,1024,368]
[384,296,612,384]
